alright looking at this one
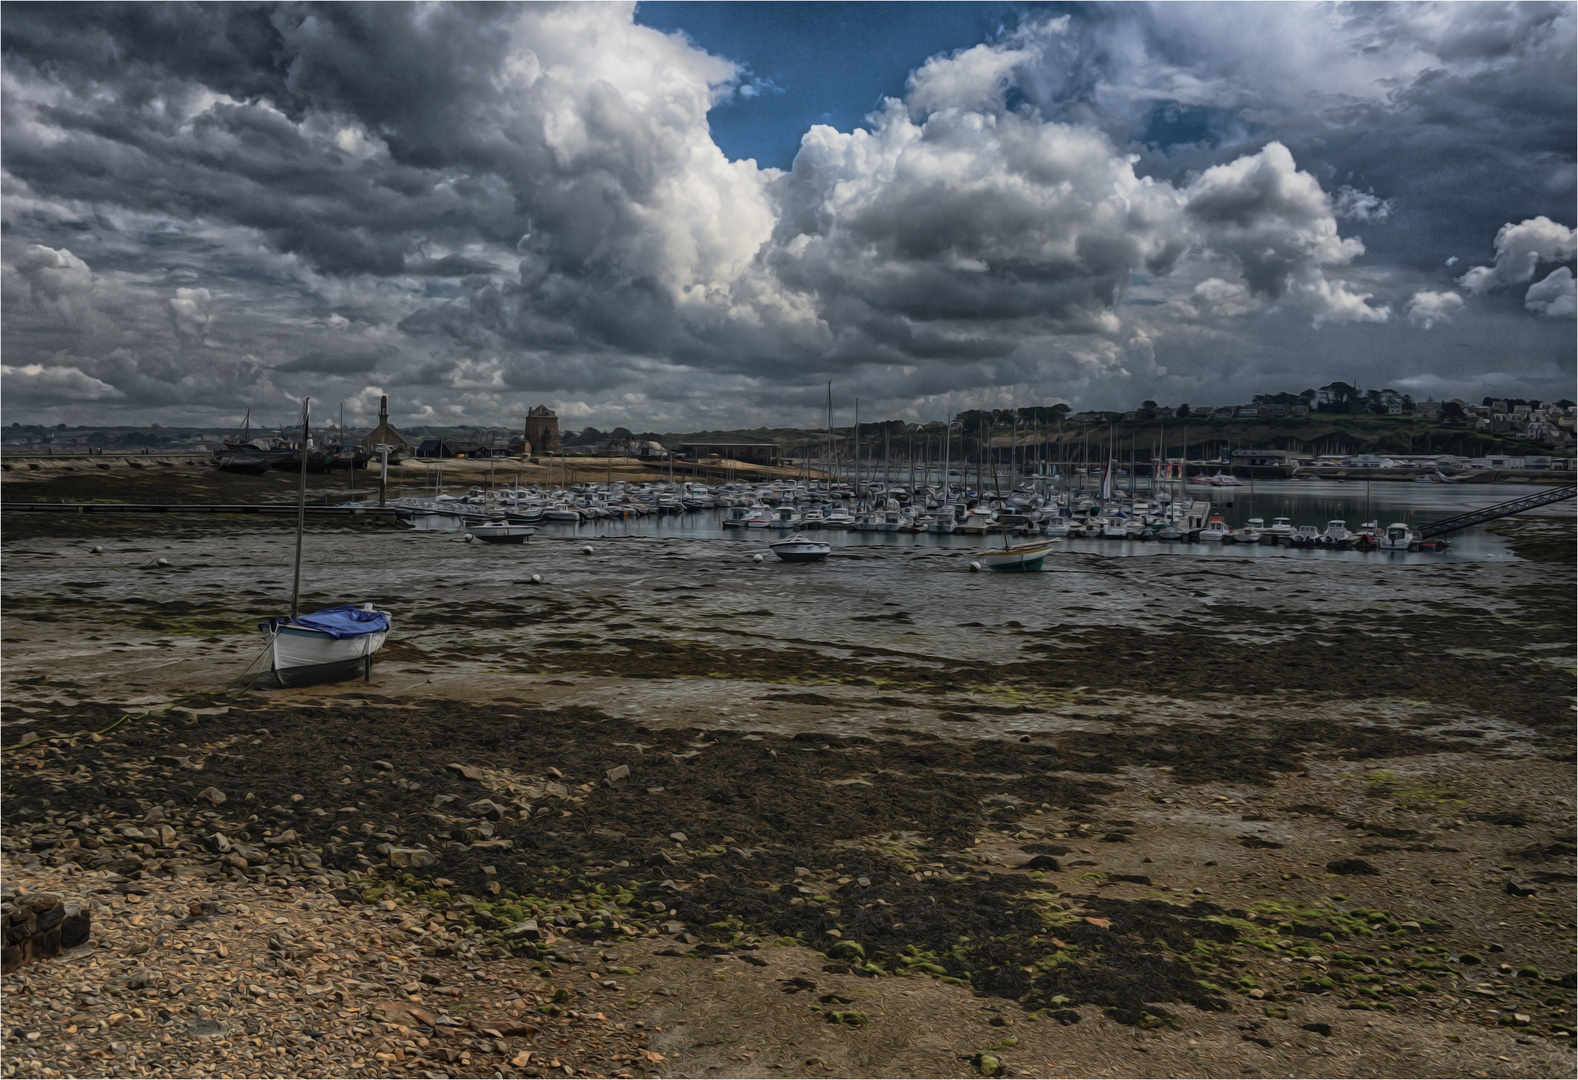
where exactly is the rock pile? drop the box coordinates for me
[1,888,91,973]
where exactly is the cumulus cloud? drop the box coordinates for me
[1183,142,1388,324]
[1523,266,1576,318]
[1191,277,1253,317]
[0,3,1571,426]
[1332,186,1394,222]
[1405,290,1465,328]
[1458,215,1577,292]
[0,362,124,402]
[14,244,95,324]
[166,287,213,350]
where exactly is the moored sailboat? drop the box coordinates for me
[258,398,393,688]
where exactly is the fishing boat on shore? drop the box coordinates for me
[212,450,273,475]
[259,398,392,688]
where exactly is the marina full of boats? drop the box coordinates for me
[384,475,1452,553]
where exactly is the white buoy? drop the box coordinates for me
[155,556,171,567]
[968,561,982,572]
[90,545,103,554]
[752,553,764,563]
[529,573,543,584]
[581,545,594,555]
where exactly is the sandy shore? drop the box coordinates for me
[2,470,1573,1078]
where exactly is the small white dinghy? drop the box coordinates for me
[768,534,831,563]
[468,520,536,544]
[976,539,1061,572]
[259,604,391,688]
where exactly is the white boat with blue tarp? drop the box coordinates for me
[261,396,395,689]
[259,604,391,688]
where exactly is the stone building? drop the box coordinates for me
[524,405,560,454]
[361,395,415,456]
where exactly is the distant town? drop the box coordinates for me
[5,384,1576,476]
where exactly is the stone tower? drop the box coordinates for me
[524,405,560,454]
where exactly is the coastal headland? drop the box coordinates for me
[1,466,1573,1079]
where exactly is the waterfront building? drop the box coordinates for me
[525,405,561,454]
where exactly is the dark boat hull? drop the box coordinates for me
[272,654,373,688]
[214,453,273,475]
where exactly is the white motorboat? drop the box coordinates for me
[1266,516,1295,541]
[744,506,776,528]
[468,520,536,544]
[768,534,831,563]
[821,505,855,529]
[1198,515,1230,542]
[1319,519,1355,548]
[1043,520,1071,538]
[1379,523,1418,551]
[767,506,802,530]
[1233,517,1264,543]
[543,502,582,522]
[1289,525,1322,547]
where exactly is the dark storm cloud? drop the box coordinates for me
[1,2,1572,429]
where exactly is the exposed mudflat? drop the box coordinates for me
[2,484,1574,1079]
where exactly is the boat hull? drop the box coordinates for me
[469,523,536,543]
[769,536,832,562]
[268,624,388,688]
[978,541,1060,572]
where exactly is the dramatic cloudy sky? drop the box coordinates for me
[2,2,1574,431]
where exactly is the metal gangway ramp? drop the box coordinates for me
[1419,485,1576,539]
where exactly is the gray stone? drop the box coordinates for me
[185,1017,226,1038]
[465,799,506,820]
[606,764,630,785]
[387,847,438,869]
[195,787,226,806]
[126,970,153,990]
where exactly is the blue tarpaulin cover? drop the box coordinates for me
[287,604,390,639]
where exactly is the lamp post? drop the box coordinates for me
[375,444,393,507]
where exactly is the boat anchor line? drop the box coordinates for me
[1419,485,1575,539]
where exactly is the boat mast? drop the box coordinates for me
[825,382,833,490]
[854,398,860,508]
[290,398,310,619]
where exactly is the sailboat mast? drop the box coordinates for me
[290,398,310,619]
[826,382,833,490]
[854,398,860,507]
